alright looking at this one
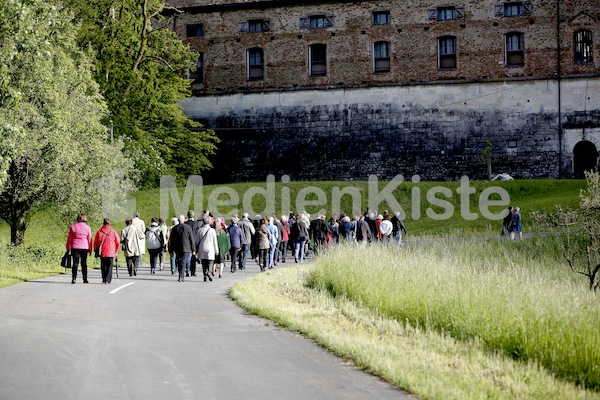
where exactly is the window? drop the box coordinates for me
[438,36,457,69]
[372,11,390,25]
[247,48,264,80]
[239,19,271,33]
[300,15,334,29]
[373,41,391,72]
[574,30,593,64]
[495,2,532,17]
[309,44,327,76]
[186,23,204,37]
[505,32,524,66]
[428,6,465,20]
[188,53,204,83]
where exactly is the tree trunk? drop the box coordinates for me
[487,158,492,181]
[10,212,27,246]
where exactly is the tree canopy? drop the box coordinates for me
[65,0,219,188]
[0,0,136,245]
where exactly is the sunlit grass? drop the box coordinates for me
[231,258,599,399]
[307,240,600,390]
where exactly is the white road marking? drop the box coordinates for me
[109,282,136,294]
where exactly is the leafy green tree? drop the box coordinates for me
[66,0,218,188]
[0,0,135,245]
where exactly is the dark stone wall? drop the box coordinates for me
[200,102,561,184]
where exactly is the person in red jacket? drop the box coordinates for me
[93,218,120,284]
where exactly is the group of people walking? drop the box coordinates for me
[65,208,408,285]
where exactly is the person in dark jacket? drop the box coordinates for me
[185,210,198,276]
[310,215,330,255]
[390,211,408,246]
[355,215,372,245]
[501,206,513,236]
[228,217,243,273]
[168,215,195,282]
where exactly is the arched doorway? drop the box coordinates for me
[573,140,598,178]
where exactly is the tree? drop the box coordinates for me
[532,170,600,291]
[65,0,218,188]
[0,0,135,245]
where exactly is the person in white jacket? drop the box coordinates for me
[195,217,218,282]
[121,218,145,276]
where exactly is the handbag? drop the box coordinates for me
[61,251,71,270]
[95,231,109,258]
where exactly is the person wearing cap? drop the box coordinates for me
[121,217,145,276]
[228,217,242,273]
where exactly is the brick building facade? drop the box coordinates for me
[163,0,600,183]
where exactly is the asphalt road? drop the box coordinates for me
[0,258,410,400]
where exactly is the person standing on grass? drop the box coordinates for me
[501,206,513,236]
[510,207,523,241]
[196,216,218,282]
[168,215,194,282]
[93,218,120,284]
[379,214,393,242]
[228,217,242,274]
[390,211,408,246]
[121,217,144,277]
[145,217,164,274]
[66,213,93,284]
[238,212,255,270]
[355,215,372,246]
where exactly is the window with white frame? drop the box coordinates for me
[309,43,327,76]
[372,11,390,25]
[505,32,524,66]
[247,48,264,80]
[438,36,457,69]
[574,29,593,64]
[373,41,391,72]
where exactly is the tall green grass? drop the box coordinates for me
[308,239,600,389]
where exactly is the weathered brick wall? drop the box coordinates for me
[165,0,600,94]
[180,78,600,183]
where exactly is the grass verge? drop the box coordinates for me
[0,245,65,288]
[231,240,600,399]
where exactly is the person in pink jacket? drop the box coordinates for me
[66,213,93,284]
[93,218,121,284]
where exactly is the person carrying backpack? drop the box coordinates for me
[145,217,165,274]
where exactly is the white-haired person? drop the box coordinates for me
[166,217,179,274]
[509,207,523,241]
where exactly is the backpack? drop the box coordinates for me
[145,227,163,249]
